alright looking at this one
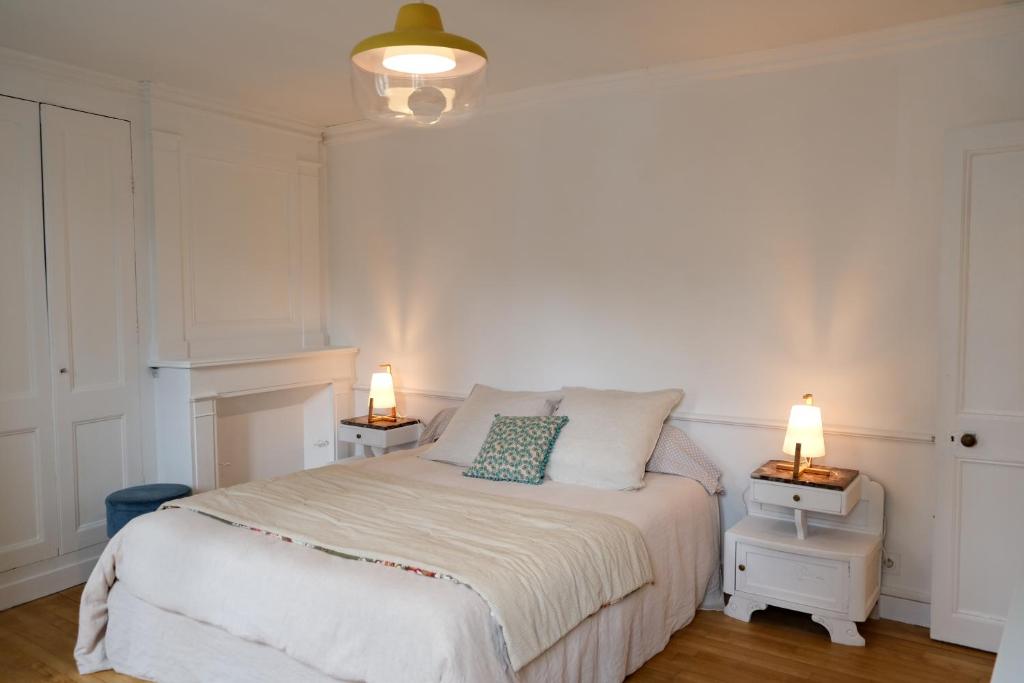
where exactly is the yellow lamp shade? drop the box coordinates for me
[368,371,396,411]
[350,3,487,127]
[782,395,825,458]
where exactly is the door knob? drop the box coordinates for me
[960,433,978,448]
[58,368,68,374]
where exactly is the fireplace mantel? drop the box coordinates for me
[152,347,358,490]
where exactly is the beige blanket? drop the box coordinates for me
[160,466,653,670]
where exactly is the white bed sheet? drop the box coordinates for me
[91,447,722,683]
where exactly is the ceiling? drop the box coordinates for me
[0,0,1009,127]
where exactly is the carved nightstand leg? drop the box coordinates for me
[811,615,866,646]
[723,595,767,622]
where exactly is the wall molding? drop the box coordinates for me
[0,47,323,140]
[145,82,322,139]
[150,121,327,359]
[324,3,1024,145]
[0,543,104,611]
[878,594,931,628]
[353,384,936,445]
[0,45,140,97]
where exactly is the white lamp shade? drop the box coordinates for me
[368,372,396,410]
[782,403,825,458]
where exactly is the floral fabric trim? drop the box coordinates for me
[168,508,462,584]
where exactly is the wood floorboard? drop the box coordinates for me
[0,588,997,682]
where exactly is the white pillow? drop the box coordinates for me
[547,387,683,490]
[420,385,562,467]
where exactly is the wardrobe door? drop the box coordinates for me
[0,96,59,572]
[41,105,142,552]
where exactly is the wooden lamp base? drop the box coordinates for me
[773,443,833,481]
[366,397,397,423]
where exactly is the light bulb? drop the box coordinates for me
[384,85,454,117]
[382,46,456,75]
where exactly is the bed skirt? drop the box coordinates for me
[104,573,721,683]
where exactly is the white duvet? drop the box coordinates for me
[76,447,721,683]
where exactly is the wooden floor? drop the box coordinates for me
[0,586,995,682]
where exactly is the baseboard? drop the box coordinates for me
[0,544,104,611]
[878,594,931,627]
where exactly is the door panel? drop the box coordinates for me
[955,460,1024,621]
[933,121,1024,651]
[0,96,58,572]
[959,148,1024,417]
[41,104,141,552]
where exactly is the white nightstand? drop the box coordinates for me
[723,468,884,646]
[338,417,421,458]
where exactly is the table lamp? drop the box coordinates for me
[778,393,829,480]
[367,363,398,423]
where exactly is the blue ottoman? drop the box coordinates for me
[105,483,192,538]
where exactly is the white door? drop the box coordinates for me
[0,96,59,572]
[933,121,1024,652]
[41,104,142,552]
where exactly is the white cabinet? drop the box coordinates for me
[0,95,59,573]
[41,105,142,553]
[0,97,141,604]
[338,419,421,458]
[724,474,884,646]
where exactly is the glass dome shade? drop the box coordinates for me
[350,3,487,127]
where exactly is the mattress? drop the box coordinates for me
[83,447,722,682]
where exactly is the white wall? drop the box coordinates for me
[327,14,1024,611]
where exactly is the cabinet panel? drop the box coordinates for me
[0,431,46,563]
[61,130,124,390]
[0,96,58,572]
[73,416,127,532]
[737,542,849,613]
[0,119,38,399]
[42,104,141,553]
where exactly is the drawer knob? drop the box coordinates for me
[355,433,362,439]
[738,564,746,572]
[792,494,801,502]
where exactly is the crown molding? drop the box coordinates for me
[0,46,324,139]
[0,45,140,96]
[351,384,936,445]
[144,82,323,139]
[325,3,1024,146]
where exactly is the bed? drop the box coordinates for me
[76,445,721,683]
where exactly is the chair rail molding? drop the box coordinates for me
[352,384,935,445]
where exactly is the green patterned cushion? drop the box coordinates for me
[463,414,569,485]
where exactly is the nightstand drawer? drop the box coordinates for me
[751,480,845,514]
[338,423,419,449]
[735,542,849,613]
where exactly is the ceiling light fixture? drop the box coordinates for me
[350,3,487,127]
